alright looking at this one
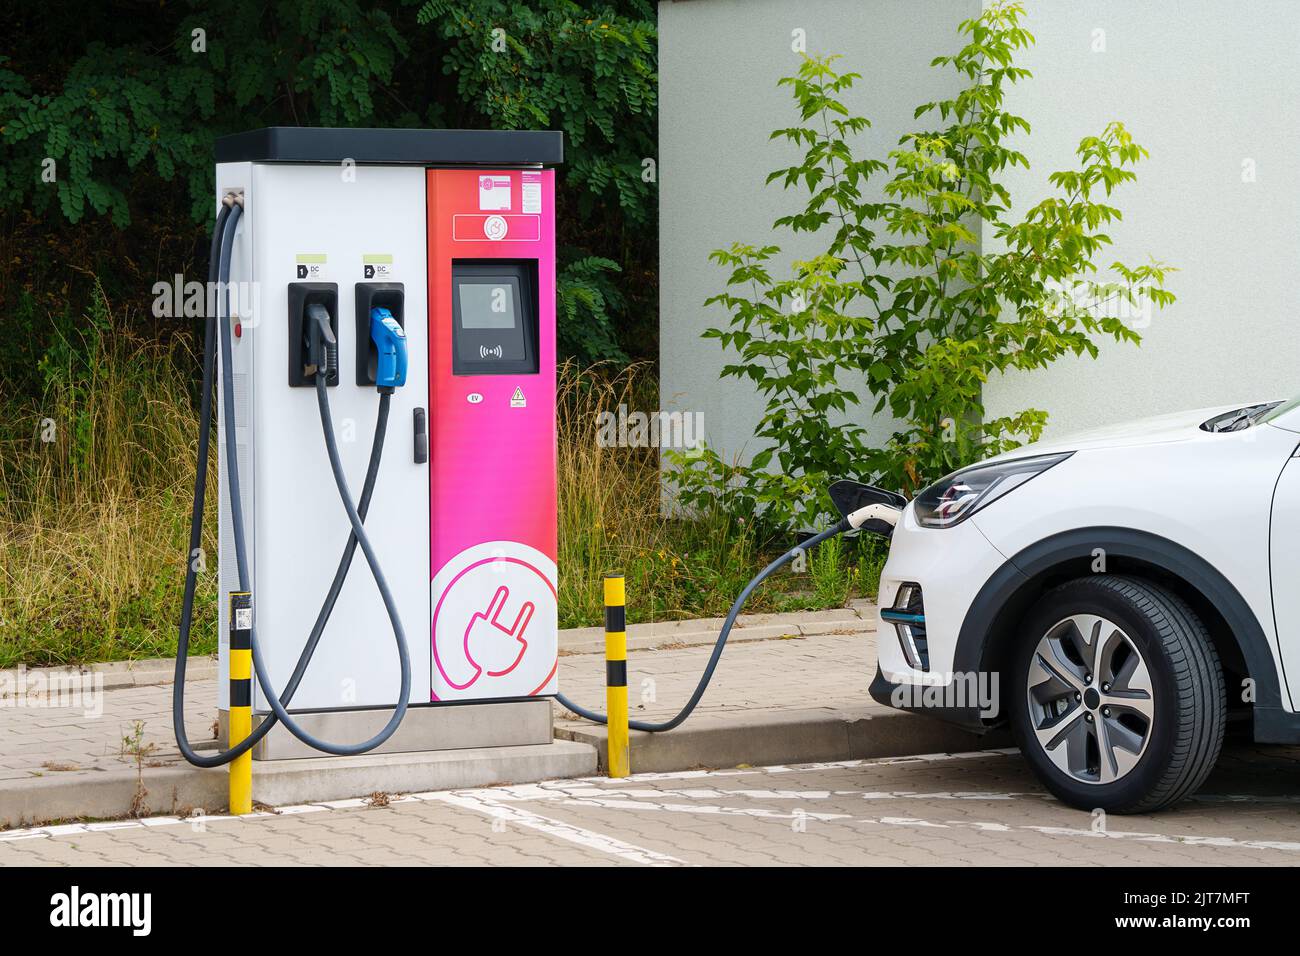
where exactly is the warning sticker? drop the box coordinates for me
[522,171,542,215]
[510,386,526,408]
[479,175,512,211]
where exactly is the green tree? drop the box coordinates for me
[417,0,657,362]
[0,0,657,372]
[670,1,1174,532]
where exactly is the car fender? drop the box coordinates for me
[953,527,1299,743]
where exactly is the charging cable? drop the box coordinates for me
[173,201,411,765]
[556,501,897,732]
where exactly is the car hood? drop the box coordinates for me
[984,401,1278,462]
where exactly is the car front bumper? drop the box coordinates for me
[874,504,1009,696]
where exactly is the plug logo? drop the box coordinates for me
[465,586,533,678]
[431,541,557,700]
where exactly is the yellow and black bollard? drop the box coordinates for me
[228,592,253,814]
[603,574,630,778]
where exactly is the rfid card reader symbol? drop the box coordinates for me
[479,344,503,359]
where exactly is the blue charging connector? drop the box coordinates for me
[370,306,407,389]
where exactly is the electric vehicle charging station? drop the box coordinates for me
[177,125,890,785]
[192,128,563,761]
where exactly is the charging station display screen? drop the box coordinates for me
[458,282,517,329]
[451,262,538,375]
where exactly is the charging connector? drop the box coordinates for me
[369,306,407,390]
[846,502,902,530]
[305,301,338,380]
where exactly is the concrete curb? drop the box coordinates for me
[0,657,218,694]
[554,706,1013,774]
[0,741,596,828]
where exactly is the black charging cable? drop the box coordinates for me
[173,201,407,765]
[555,519,850,732]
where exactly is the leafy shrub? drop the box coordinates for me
[669,1,1174,532]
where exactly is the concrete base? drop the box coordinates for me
[250,741,594,805]
[220,699,553,760]
[0,740,596,828]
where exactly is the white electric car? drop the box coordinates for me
[869,397,1300,812]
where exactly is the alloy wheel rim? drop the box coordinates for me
[1025,613,1154,785]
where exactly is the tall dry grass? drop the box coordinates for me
[0,288,216,666]
[556,360,871,628]
[0,300,876,666]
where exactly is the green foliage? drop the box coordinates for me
[558,255,626,362]
[670,1,1175,531]
[417,0,657,226]
[0,0,408,226]
[36,288,112,483]
[416,0,655,361]
[0,0,657,370]
[808,533,852,608]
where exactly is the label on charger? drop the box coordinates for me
[478,175,512,211]
[522,171,542,214]
[363,253,393,279]
[229,592,253,641]
[295,254,326,279]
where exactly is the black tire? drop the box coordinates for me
[1009,574,1225,813]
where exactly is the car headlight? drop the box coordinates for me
[913,452,1073,528]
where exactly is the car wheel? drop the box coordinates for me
[1009,574,1225,813]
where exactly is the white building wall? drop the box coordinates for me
[984,0,1300,437]
[658,0,979,465]
[660,0,1300,468]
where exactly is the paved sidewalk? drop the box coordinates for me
[0,602,998,824]
[557,606,878,726]
[0,605,879,785]
[0,675,219,784]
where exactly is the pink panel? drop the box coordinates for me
[426,169,558,702]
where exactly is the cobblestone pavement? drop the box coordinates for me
[3,743,1298,866]
[558,629,876,726]
[0,623,878,782]
[0,678,219,783]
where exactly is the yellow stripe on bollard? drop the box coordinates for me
[603,574,630,778]
[229,592,253,815]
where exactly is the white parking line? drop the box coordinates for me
[560,794,852,823]
[0,750,1023,845]
[4,748,1290,863]
[427,791,686,866]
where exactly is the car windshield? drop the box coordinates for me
[1203,401,1283,432]
[1260,395,1300,424]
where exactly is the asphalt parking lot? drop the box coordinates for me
[3,741,1298,867]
